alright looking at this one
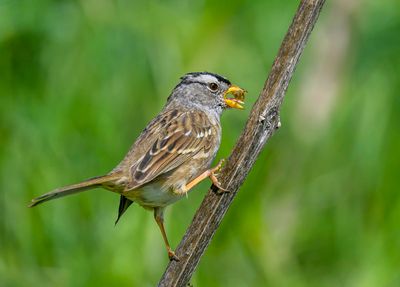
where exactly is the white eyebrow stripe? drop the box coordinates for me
[193,74,218,83]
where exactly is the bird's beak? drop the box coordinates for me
[224,85,247,110]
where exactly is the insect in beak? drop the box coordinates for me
[224,85,247,109]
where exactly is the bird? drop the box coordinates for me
[29,72,246,261]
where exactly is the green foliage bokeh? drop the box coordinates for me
[1,0,400,286]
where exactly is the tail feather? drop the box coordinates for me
[115,195,134,225]
[29,174,119,207]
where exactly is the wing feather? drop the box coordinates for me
[128,110,215,188]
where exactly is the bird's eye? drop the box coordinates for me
[208,82,219,92]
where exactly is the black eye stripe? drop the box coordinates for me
[184,80,206,86]
[177,80,210,87]
[178,80,223,89]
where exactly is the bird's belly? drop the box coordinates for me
[123,153,218,209]
[125,183,183,208]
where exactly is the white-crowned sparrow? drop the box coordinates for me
[29,72,246,261]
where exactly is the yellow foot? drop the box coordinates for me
[168,250,180,262]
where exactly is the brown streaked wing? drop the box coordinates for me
[129,110,214,188]
[115,109,180,169]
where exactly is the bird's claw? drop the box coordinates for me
[210,172,230,194]
[168,250,180,262]
[213,183,230,194]
[209,159,230,194]
[212,159,226,174]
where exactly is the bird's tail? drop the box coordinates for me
[28,173,120,207]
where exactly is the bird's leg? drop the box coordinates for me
[153,207,179,261]
[180,159,228,194]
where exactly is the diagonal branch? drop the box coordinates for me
[158,0,326,286]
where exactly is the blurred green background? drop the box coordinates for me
[1,0,400,286]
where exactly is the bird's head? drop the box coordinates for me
[167,72,246,114]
